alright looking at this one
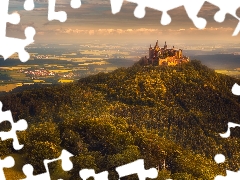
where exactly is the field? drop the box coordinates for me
[0,70,29,81]
[0,84,19,92]
[215,70,240,78]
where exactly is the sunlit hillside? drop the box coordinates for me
[1,60,240,179]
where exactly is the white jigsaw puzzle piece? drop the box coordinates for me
[207,0,240,36]
[24,0,35,11]
[71,0,81,9]
[181,0,207,29]
[0,0,82,62]
[48,0,81,22]
[232,83,240,95]
[48,0,67,22]
[233,22,240,36]
[220,122,240,138]
[110,0,240,35]
[21,149,74,180]
[206,0,240,23]
[110,0,207,27]
[111,0,190,25]
[116,159,158,180]
[215,170,240,180]
[22,164,50,180]
[214,81,240,179]
[214,154,240,180]
[0,156,15,180]
[0,0,36,62]
[79,169,109,180]
[0,101,28,150]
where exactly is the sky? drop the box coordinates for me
[6,0,240,45]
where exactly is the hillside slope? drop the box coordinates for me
[1,60,240,179]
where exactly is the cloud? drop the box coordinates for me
[51,28,161,35]
[187,27,233,32]
[41,26,235,38]
[88,30,95,35]
[37,31,45,35]
[9,0,238,43]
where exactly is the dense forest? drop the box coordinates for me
[1,60,240,179]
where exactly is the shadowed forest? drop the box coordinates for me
[1,60,240,179]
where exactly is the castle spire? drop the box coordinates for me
[164,41,167,49]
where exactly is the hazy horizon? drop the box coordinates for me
[7,0,240,45]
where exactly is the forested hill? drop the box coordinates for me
[1,60,240,179]
[79,60,240,135]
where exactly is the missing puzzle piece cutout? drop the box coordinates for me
[110,0,209,28]
[21,149,73,180]
[48,0,82,22]
[215,171,240,180]
[24,0,35,11]
[0,0,82,62]
[232,83,240,96]
[207,0,240,36]
[0,0,36,62]
[214,153,240,180]
[0,101,28,150]
[219,122,240,138]
[214,142,240,179]
[0,156,15,180]
[79,169,108,180]
[0,27,36,63]
[206,0,240,23]
[214,82,240,180]
[110,0,240,36]
[116,159,158,180]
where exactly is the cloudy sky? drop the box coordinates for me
[7,0,240,45]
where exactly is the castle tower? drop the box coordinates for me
[179,49,183,58]
[149,44,154,61]
[164,41,167,49]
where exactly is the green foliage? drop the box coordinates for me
[70,152,99,180]
[171,172,195,180]
[1,60,239,178]
[24,122,61,145]
[24,141,61,173]
[156,170,171,180]
[20,122,62,173]
[60,129,88,155]
[0,140,12,157]
[106,145,141,169]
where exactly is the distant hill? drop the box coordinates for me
[1,60,240,179]
[0,58,71,66]
[0,58,135,68]
[191,54,240,69]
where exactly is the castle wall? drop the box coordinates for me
[149,48,154,60]
[147,41,189,66]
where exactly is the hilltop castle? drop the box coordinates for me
[142,40,190,66]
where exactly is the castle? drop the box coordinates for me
[142,40,190,66]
